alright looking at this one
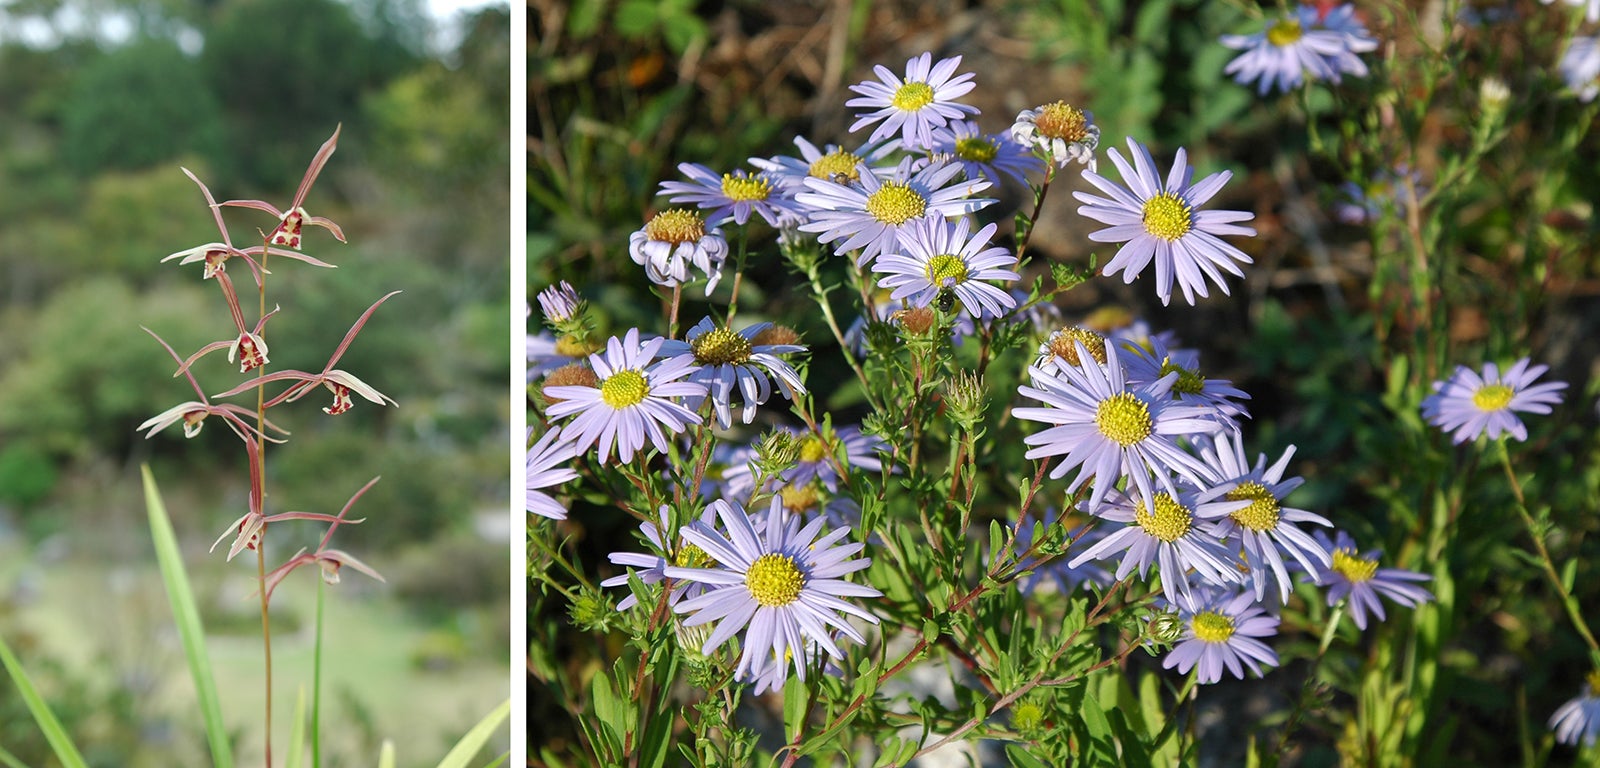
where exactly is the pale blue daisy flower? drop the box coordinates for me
[1421,358,1567,444]
[751,135,901,198]
[1334,165,1424,225]
[601,505,720,610]
[1067,484,1245,606]
[1312,4,1380,79]
[1551,673,1600,746]
[1119,333,1251,426]
[928,119,1044,188]
[1161,584,1280,684]
[795,156,994,266]
[845,51,978,150]
[657,317,808,430]
[628,208,730,294]
[543,328,706,464]
[658,163,801,228]
[1197,432,1332,603]
[872,216,1020,320]
[1560,36,1600,103]
[1013,340,1223,514]
[1220,4,1373,95]
[527,426,579,520]
[1074,137,1256,306]
[666,497,881,683]
[1314,530,1433,630]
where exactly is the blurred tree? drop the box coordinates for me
[59,38,224,175]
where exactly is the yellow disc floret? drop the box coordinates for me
[865,182,928,225]
[1035,101,1090,143]
[691,327,753,365]
[1159,358,1206,396]
[891,81,935,112]
[1095,392,1154,446]
[673,542,715,570]
[1047,327,1109,367]
[798,435,832,463]
[1472,383,1515,411]
[600,369,650,409]
[1331,547,1379,583]
[746,553,805,607]
[721,173,772,202]
[1142,193,1194,241]
[925,254,970,287]
[1134,492,1193,543]
[810,148,865,181]
[644,209,706,245]
[1226,481,1281,532]
[780,483,820,513]
[955,136,998,164]
[1267,19,1304,47]
[1192,610,1236,643]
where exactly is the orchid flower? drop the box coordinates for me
[219,124,347,251]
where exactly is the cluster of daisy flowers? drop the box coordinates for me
[1010,321,1434,683]
[1220,2,1378,96]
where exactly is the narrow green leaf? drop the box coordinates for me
[0,632,88,768]
[143,465,233,768]
[287,686,307,768]
[379,741,396,768]
[638,707,673,768]
[0,743,29,768]
[783,674,808,742]
[1562,558,1579,593]
[1005,743,1049,768]
[434,699,511,768]
[313,578,326,768]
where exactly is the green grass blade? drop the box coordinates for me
[379,740,396,768]
[143,464,234,768]
[0,632,88,768]
[434,699,511,768]
[0,742,29,768]
[313,578,325,768]
[287,685,307,768]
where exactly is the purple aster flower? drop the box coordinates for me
[658,163,800,228]
[1561,35,1600,103]
[665,497,881,683]
[872,216,1020,320]
[752,135,901,198]
[628,208,730,294]
[1010,101,1100,171]
[1313,4,1380,79]
[600,505,720,610]
[1013,340,1223,514]
[1197,432,1332,603]
[1550,672,1600,746]
[1421,358,1567,444]
[796,156,994,266]
[1161,584,1280,684]
[1068,484,1245,606]
[536,281,582,324]
[1334,165,1424,225]
[1544,0,1600,23]
[1220,4,1374,95]
[927,119,1044,188]
[780,424,890,491]
[1074,137,1257,306]
[1120,333,1251,426]
[1313,530,1433,630]
[657,317,808,430]
[527,426,579,520]
[543,328,706,464]
[845,51,978,150]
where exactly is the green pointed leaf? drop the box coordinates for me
[0,632,88,768]
[434,699,510,768]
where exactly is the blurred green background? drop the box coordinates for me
[0,0,511,764]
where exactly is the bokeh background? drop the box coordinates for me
[531,0,1600,763]
[0,0,512,764]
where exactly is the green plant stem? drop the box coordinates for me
[1011,164,1054,270]
[313,577,325,768]
[1498,440,1600,667]
[803,265,880,411]
[255,239,275,768]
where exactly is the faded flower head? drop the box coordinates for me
[1011,101,1100,171]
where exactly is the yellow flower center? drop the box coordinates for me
[809,149,864,181]
[1226,481,1281,532]
[691,327,753,365]
[673,542,714,569]
[751,325,800,347]
[746,553,805,607]
[925,254,969,287]
[1095,392,1153,446]
[1034,101,1089,143]
[798,435,831,463]
[891,81,935,111]
[600,369,650,409]
[865,182,927,225]
[1142,193,1193,241]
[1159,358,1206,395]
[954,136,998,164]
[1331,547,1379,583]
[554,334,600,358]
[1134,492,1192,543]
[1472,383,1514,411]
[1192,610,1236,643]
[720,173,772,203]
[644,209,706,245]
[1047,327,1109,367]
[779,483,820,513]
[1267,19,1304,47]
[1587,670,1600,697]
